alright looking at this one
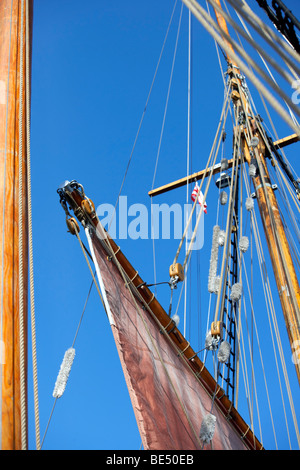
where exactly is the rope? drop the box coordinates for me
[40,278,94,449]
[212,113,241,325]
[0,0,14,448]
[18,0,27,450]
[250,206,300,447]
[230,2,299,127]
[151,3,183,190]
[74,226,106,312]
[239,79,300,328]
[226,0,300,68]
[207,0,299,85]
[109,0,178,232]
[180,0,300,136]
[151,1,183,297]
[183,101,231,270]
[242,167,300,448]
[184,7,192,338]
[173,87,231,266]
[25,0,41,450]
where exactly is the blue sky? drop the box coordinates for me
[27,0,300,450]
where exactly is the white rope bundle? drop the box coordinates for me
[218,229,226,247]
[249,163,257,177]
[200,413,216,444]
[245,197,254,211]
[220,191,228,205]
[53,348,75,399]
[230,282,242,302]
[205,330,220,351]
[208,225,220,293]
[239,235,249,253]
[217,341,231,363]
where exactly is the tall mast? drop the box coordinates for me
[0,0,33,449]
[182,0,300,382]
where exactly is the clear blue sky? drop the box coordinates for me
[27,0,300,450]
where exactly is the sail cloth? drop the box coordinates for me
[86,226,247,450]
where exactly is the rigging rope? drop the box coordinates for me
[18,0,27,450]
[181,0,300,136]
[26,0,41,450]
[229,1,299,127]
[212,113,241,325]
[246,103,300,328]
[151,1,183,298]
[172,87,231,266]
[41,254,96,449]
[242,167,300,448]
[151,3,183,190]
[207,0,299,86]
[184,7,192,338]
[226,0,300,68]
[109,0,178,232]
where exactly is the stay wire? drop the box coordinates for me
[41,227,99,449]
[109,0,179,232]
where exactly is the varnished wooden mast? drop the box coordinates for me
[0,0,33,449]
[182,0,300,383]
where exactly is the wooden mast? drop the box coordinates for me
[180,0,300,383]
[0,0,33,449]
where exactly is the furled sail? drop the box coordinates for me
[85,222,252,450]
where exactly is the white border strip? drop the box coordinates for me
[85,228,115,326]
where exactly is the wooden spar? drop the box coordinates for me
[59,182,263,450]
[242,134,300,383]
[273,133,299,149]
[0,0,33,449]
[148,161,231,197]
[180,0,300,383]
[148,134,298,197]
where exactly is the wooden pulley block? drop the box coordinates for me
[230,78,239,89]
[169,263,184,282]
[66,217,80,235]
[231,90,240,101]
[81,198,95,215]
[211,320,223,337]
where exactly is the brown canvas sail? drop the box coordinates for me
[85,223,252,450]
